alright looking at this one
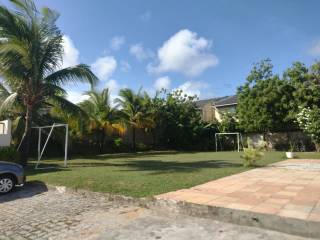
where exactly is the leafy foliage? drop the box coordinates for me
[153,90,217,150]
[115,88,154,151]
[218,112,238,133]
[0,146,19,163]
[237,59,296,133]
[241,139,264,167]
[79,88,124,153]
[297,107,320,151]
[0,0,97,165]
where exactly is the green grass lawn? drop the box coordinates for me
[26,151,320,198]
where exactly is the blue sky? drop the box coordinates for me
[2,0,320,102]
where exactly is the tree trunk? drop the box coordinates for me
[152,129,156,148]
[99,131,105,154]
[132,127,136,152]
[19,105,32,167]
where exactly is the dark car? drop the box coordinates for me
[0,161,25,194]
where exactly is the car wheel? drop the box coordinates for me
[0,175,15,194]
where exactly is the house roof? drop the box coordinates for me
[195,97,226,108]
[215,95,237,107]
[195,95,237,108]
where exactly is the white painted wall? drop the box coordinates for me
[0,120,12,147]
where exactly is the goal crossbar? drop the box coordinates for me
[32,123,68,169]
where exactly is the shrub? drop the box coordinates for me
[114,138,123,148]
[296,107,320,151]
[136,142,151,151]
[241,139,264,167]
[0,146,20,163]
[112,138,131,153]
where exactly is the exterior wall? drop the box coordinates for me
[214,105,236,122]
[200,103,216,122]
[0,120,12,147]
[200,104,237,123]
[243,131,314,151]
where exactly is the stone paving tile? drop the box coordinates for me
[0,184,124,240]
[156,159,320,223]
[1,183,312,240]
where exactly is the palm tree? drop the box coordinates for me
[0,0,98,166]
[79,88,123,153]
[115,88,154,151]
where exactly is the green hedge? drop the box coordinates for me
[0,146,20,163]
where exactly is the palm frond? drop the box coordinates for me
[45,64,98,86]
[0,92,18,114]
[48,95,84,117]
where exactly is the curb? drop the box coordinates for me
[149,199,320,239]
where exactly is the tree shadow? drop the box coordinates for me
[68,159,243,174]
[26,164,70,176]
[79,150,185,160]
[0,181,48,203]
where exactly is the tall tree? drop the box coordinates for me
[79,88,123,153]
[153,90,209,149]
[0,0,97,166]
[115,88,154,151]
[237,59,296,134]
[284,61,320,112]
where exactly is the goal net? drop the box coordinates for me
[215,132,243,152]
[32,123,69,169]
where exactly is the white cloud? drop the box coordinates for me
[154,76,171,90]
[62,35,80,68]
[140,11,151,21]
[120,61,131,72]
[129,43,154,61]
[105,79,127,106]
[149,29,218,76]
[67,90,89,104]
[308,40,320,56]
[110,36,125,51]
[174,81,209,98]
[105,79,119,93]
[91,56,117,80]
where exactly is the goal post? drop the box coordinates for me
[32,123,69,169]
[215,132,243,152]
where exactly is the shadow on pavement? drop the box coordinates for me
[0,181,48,203]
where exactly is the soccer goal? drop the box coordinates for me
[32,123,69,169]
[215,132,243,152]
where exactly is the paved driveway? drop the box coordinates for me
[0,183,311,240]
[157,159,320,238]
[157,159,320,221]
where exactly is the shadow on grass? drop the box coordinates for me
[26,164,70,176]
[73,150,201,161]
[68,159,243,174]
[0,181,48,203]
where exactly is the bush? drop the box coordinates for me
[0,146,20,163]
[241,139,264,167]
[112,138,131,153]
[296,107,320,151]
[136,142,151,151]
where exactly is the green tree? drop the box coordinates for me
[0,0,97,165]
[218,112,238,133]
[79,88,123,153]
[284,61,320,114]
[115,88,154,151]
[237,59,296,134]
[153,90,213,149]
